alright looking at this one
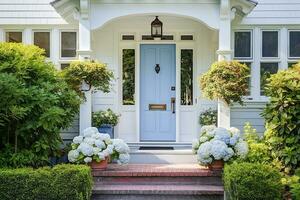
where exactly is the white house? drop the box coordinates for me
[1,0,299,152]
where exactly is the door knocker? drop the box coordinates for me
[155,64,160,74]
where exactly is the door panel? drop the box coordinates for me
[140,44,176,141]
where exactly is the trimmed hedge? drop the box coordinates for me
[223,162,283,200]
[0,164,93,200]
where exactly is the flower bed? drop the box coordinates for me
[0,164,93,200]
[192,125,248,165]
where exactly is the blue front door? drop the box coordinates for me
[140,44,176,141]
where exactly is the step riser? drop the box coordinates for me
[130,153,197,164]
[94,176,223,186]
[92,194,223,200]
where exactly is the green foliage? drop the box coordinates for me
[62,60,114,96]
[0,42,81,167]
[92,109,120,127]
[199,61,249,105]
[0,164,93,200]
[223,162,283,200]
[262,65,300,173]
[198,108,217,126]
[291,169,300,200]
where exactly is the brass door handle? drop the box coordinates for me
[171,97,175,114]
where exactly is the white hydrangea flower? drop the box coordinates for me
[200,125,216,135]
[197,141,211,160]
[192,139,200,153]
[91,133,101,139]
[83,127,99,138]
[229,136,238,146]
[235,141,249,158]
[78,142,94,156]
[84,157,92,163]
[199,136,209,143]
[94,139,106,149]
[72,136,83,144]
[93,147,101,155]
[99,133,111,141]
[102,149,110,157]
[105,144,114,155]
[68,150,79,162]
[117,153,130,164]
[210,140,228,160]
[97,152,106,160]
[83,137,95,145]
[113,139,130,154]
[228,127,241,135]
[214,127,231,144]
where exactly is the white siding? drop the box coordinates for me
[230,102,266,135]
[0,0,67,24]
[242,0,300,25]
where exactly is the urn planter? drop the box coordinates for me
[89,157,109,170]
[98,124,114,138]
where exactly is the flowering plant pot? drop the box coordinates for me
[208,160,224,170]
[89,157,109,170]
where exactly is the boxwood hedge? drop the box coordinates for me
[0,164,93,200]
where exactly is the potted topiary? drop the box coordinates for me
[192,125,248,170]
[199,108,217,126]
[92,109,120,139]
[68,127,130,170]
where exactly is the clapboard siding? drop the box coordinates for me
[0,0,67,24]
[242,0,300,25]
[230,102,266,135]
[61,116,79,141]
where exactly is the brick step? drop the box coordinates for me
[92,194,223,200]
[94,176,222,186]
[92,184,224,195]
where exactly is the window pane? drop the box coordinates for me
[181,49,193,105]
[34,32,50,57]
[262,31,278,57]
[6,32,22,43]
[240,62,251,96]
[260,63,278,96]
[122,49,135,105]
[61,32,76,57]
[289,31,300,57]
[234,32,251,58]
[61,63,70,70]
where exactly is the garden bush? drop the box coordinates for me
[223,162,283,200]
[0,164,93,200]
[199,61,249,105]
[262,65,300,173]
[198,108,217,126]
[0,43,81,167]
[291,169,300,200]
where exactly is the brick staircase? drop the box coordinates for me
[92,164,224,200]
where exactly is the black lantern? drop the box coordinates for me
[151,16,163,38]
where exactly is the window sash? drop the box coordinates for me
[6,32,22,43]
[234,31,252,59]
[34,32,50,57]
[61,32,77,58]
[260,62,279,96]
[122,49,135,105]
[262,31,279,58]
[288,30,300,58]
[180,49,193,106]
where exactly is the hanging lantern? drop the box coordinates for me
[151,16,163,38]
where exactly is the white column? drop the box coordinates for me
[78,17,92,135]
[23,28,32,44]
[51,28,60,69]
[217,0,232,128]
[0,28,5,42]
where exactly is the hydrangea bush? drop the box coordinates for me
[68,127,130,165]
[192,125,248,165]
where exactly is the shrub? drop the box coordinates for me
[223,162,283,200]
[0,43,81,167]
[262,65,300,173]
[62,60,114,96]
[291,169,300,200]
[198,108,217,126]
[0,164,93,200]
[92,109,120,127]
[199,61,249,105]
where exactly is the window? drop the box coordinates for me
[181,49,193,105]
[122,35,135,40]
[6,32,22,43]
[61,32,77,58]
[181,35,193,41]
[240,62,252,96]
[262,31,278,58]
[122,49,135,105]
[61,63,70,70]
[260,63,278,96]
[234,31,252,58]
[34,32,50,57]
[289,31,300,58]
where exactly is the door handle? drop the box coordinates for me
[171,97,175,114]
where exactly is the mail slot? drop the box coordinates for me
[149,104,167,111]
